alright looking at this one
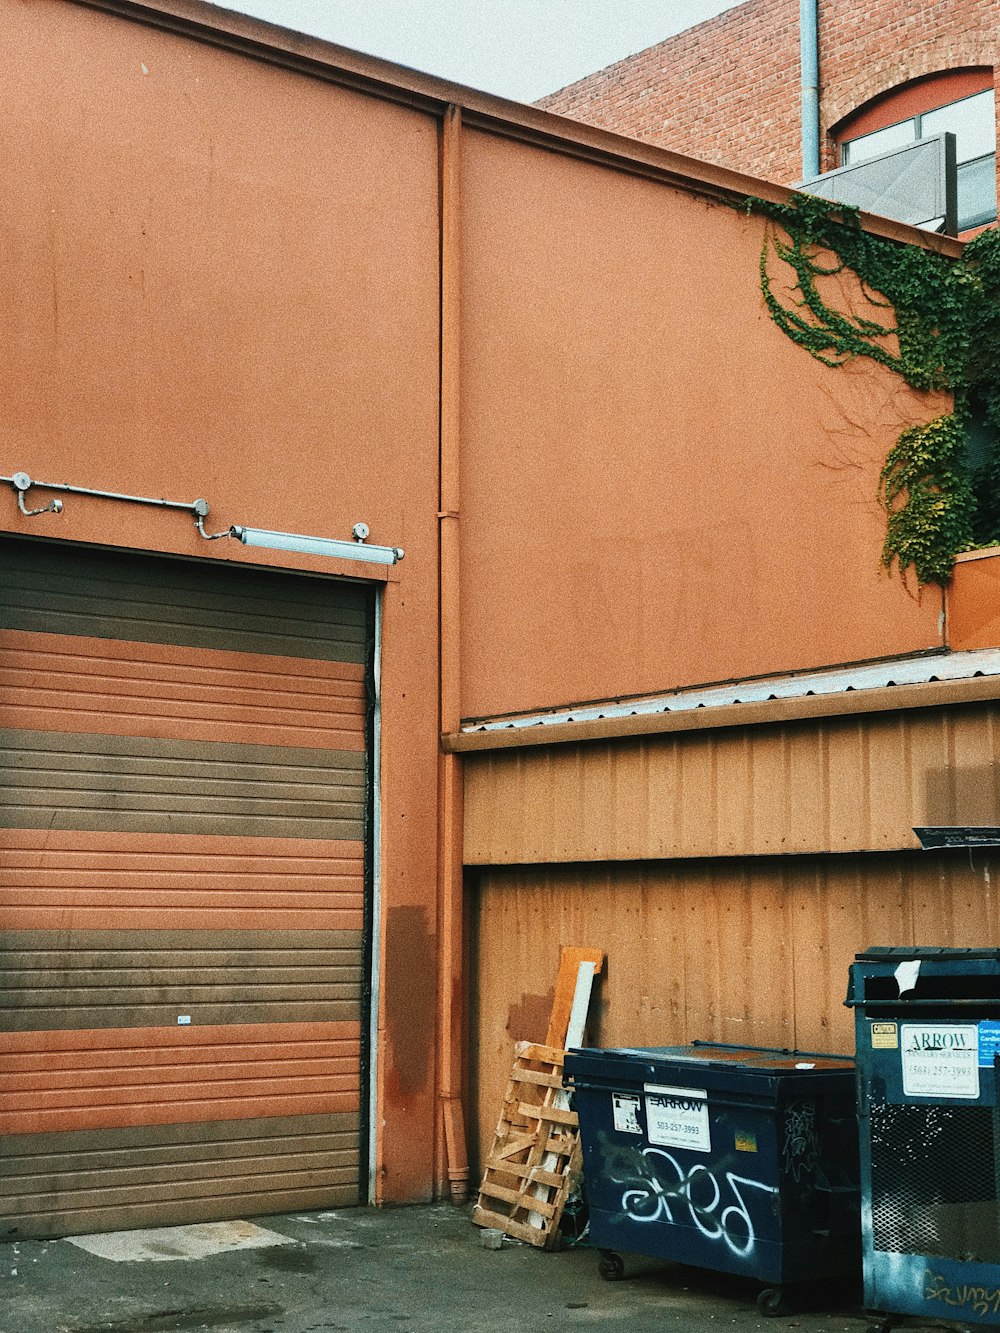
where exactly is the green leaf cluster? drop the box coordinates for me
[880,414,972,585]
[749,193,1000,584]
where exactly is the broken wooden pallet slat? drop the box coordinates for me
[478,1181,558,1218]
[527,1168,568,1189]
[490,1140,536,1165]
[544,948,605,1049]
[518,1041,570,1064]
[471,1205,561,1248]
[516,1101,577,1127]
[508,1067,564,1089]
[481,1160,569,1190]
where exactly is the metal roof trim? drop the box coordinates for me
[445,649,1000,752]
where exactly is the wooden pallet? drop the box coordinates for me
[472,1040,581,1249]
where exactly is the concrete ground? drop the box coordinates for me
[0,1204,958,1333]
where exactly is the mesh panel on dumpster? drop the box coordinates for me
[870,1102,1000,1261]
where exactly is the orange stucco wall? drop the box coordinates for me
[456,129,948,719]
[2,0,970,1208]
[1,0,441,1203]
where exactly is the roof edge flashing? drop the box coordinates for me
[445,652,1000,753]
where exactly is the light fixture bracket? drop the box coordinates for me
[3,470,404,566]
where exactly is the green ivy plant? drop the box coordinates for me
[748,192,1000,584]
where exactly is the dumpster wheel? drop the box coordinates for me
[755,1287,788,1317]
[597,1250,625,1281]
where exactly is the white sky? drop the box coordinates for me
[209,1,748,102]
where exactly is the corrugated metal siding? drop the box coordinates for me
[471,851,1000,1168]
[463,707,1000,863]
[0,537,372,1238]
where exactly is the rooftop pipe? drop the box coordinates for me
[800,0,821,179]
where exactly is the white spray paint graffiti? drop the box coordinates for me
[782,1102,819,1184]
[606,1144,778,1257]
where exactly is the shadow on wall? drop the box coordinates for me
[926,765,1000,826]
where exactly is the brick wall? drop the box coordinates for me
[538,0,999,185]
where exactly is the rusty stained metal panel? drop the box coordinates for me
[463,704,1000,864]
[470,851,1000,1170]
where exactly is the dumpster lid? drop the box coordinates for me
[854,946,1000,962]
[845,945,1000,1006]
[564,1040,853,1078]
[848,949,1000,1007]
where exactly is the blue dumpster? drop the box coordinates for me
[563,1041,860,1315]
[846,947,1000,1329]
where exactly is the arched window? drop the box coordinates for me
[837,71,996,233]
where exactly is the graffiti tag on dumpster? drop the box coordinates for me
[901,1024,979,1099]
[782,1102,819,1184]
[924,1269,1000,1318]
[603,1140,778,1259]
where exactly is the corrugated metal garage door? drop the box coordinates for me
[0,537,373,1239]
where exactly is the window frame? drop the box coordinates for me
[842,85,997,231]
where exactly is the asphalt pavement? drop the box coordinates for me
[0,1203,961,1333]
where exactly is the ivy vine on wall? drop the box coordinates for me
[748,192,1000,585]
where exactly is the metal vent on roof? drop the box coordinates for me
[798,132,957,236]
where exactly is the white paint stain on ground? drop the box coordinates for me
[65,1220,297,1263]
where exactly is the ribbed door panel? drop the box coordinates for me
[2,1113,361,1237]
[0,541,369,661]
[0,829,364,930]
[0,728,366,839]
[0,538,372,1238]
[0,931,364,1029]
[0,632,366,748]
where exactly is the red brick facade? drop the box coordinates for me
[538,0,999,186]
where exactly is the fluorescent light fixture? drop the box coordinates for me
[231,525,404,566]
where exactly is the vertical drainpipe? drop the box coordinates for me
[437,103,469,1203]
[800,0,821,179]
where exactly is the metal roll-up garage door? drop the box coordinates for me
[0,536,374,1239]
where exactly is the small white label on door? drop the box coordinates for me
[612,1093,641,1134]
[901,1024,979,1099]
[643,1084,711,1152]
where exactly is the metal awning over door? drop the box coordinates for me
[0,537,374,1239]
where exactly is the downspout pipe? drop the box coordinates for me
[437,102,469,1206]
[800,0,820,179]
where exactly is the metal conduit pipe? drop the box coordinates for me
[800,0,821,179]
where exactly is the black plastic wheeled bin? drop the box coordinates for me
[846,947,1000,1329]
[563,1042,861,1315]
